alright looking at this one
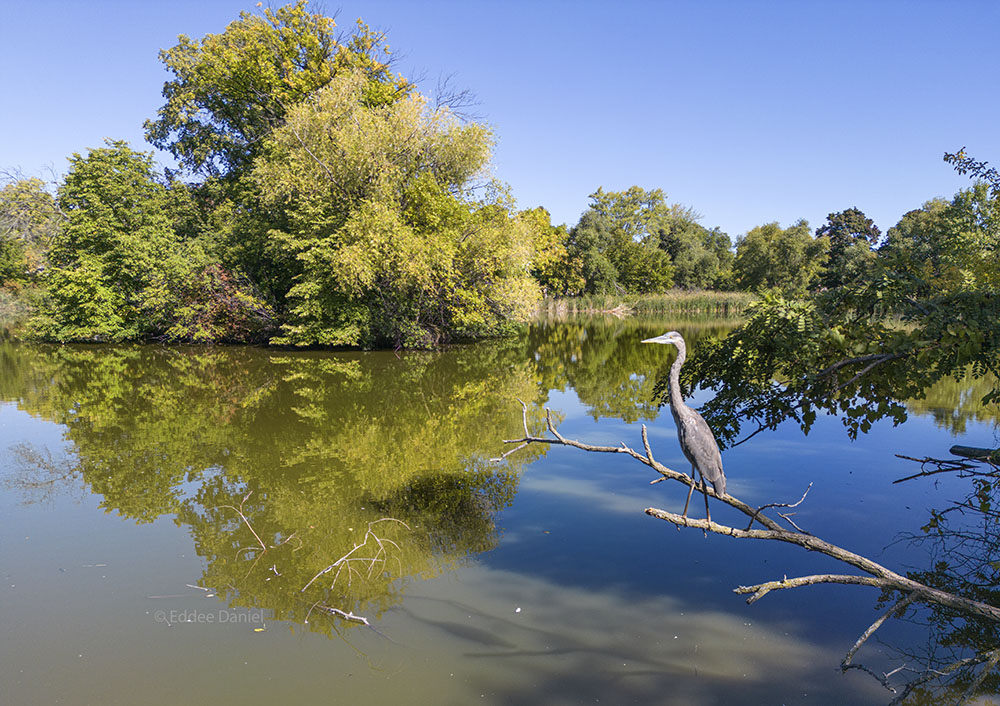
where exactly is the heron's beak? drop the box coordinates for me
[641,336,667,344]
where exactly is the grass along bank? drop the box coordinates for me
[538,291,756,318]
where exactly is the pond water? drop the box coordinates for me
[1,317,998,705]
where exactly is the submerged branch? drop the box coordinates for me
[211,490,268,552]
[842,594,919,670]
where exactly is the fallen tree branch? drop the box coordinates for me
[211,490,268,552]
[504,409,785,532]
[503,405,1000,625]
[892,454,986,483]
[746,482,813,532]
[501,402,1000,701]
[735,573,886,604]
[842,593,919,670]
[644,507,1000,621]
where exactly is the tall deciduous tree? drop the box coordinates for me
[37,141,179,341]
[881,185,1000,293]
[253,70,538,347]
[564,212,619,295]
[654,204,732,289]
[35,141,273,343]
[815,207,880,289]
[145,1,408,178]
[570,187,674,293]
[520,207,583,297]
[732,220,829,294]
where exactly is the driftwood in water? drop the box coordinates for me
[950,445,1000,461]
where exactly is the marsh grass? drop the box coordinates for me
[539,290,756,318]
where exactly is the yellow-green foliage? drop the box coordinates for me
[256,70,539,347]
[0,341,546,629]
[0,177,61,285]
[145,1,408,177]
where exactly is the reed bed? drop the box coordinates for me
[538,290,756,319]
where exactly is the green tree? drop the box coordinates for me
[677,172,1000,447]
[655,205,733,289]
[565,211,619,294]
[144,2,414,310]
[615,239,674,293]
[815,207,880,289]
[34,141,273,343]
[571,187,675,293]
[145,1,408,178]
[520,207,584,297]
[704,227,736,289]
[35,140,180,341]
[253,69,538,347]
[881,185,1000,293]
[732,220,829,294]
[0,177,62,285]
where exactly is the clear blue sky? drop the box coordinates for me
[2,0,997,238]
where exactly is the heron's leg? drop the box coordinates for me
[702,474,712,526]
[681,466,697,518]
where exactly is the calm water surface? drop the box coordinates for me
[1,317,997,705]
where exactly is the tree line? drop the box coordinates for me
[1,2,997,349]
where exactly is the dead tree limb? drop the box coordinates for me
[211,490,268,552]
[503,407,1000,625]
[504,409,786,532]
[842,593,919,671]
[502,404,1000,701]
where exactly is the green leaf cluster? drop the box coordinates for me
[0,177,62,286]
[674,179,1000,446]
[557,186,736,296]
[815,207,880,289]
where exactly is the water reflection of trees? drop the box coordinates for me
[0,340,544,635]
[527,316,737,422]
[874,454,1000,702]
[906,370,1000,435]
[0,319,741,635]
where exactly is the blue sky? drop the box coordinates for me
[1,0,997,238]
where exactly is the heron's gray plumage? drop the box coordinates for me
[642,331,727,503]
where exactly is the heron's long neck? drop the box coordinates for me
[669,341,689,415]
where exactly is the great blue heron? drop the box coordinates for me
[642,331,726,523]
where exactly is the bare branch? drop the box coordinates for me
[301,518,409,593]
[641,424,655,464]
[842,593,919,669]
[645,506,1000,621]
[735,573,886,604]
[745,482,813,531]
[211,490,267,552]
